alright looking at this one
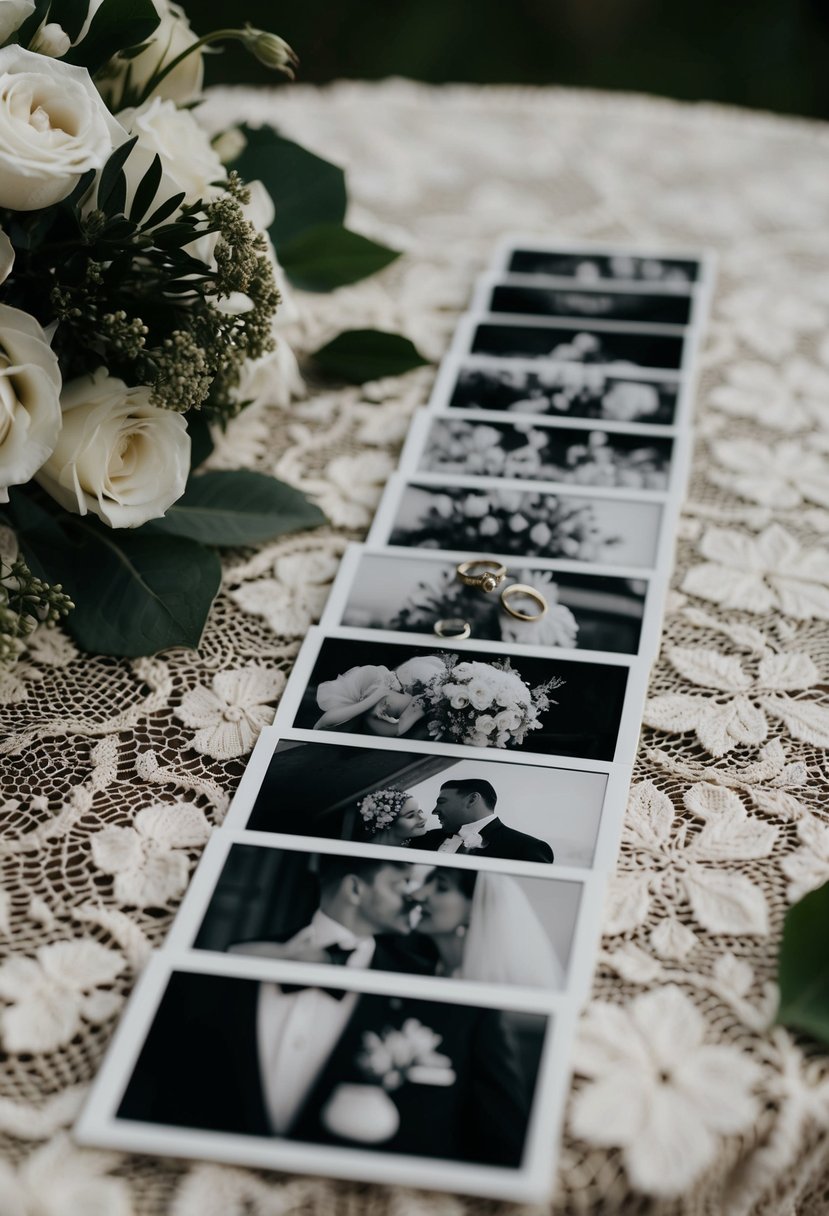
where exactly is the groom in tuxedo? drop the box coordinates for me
[118,855,536,1167]
[411,778,554,863]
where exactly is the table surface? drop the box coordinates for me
[2,80,829,1216]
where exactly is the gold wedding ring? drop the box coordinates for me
[500,583,548,622]
[456,559,507,594]
[434,618,472,640]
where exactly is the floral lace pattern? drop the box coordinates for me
[2,80,829,1214]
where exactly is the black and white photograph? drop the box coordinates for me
[456,315,690,372]
[234,734,614,865]
[474,277,698,326]
[407,412,676,491]
[77,954,564,1200]
[186,840,583,991]
[435,358,683,426]
[326,548,654,655]
[370,477,666,570]
[495,245,703,286]
[277,630,638,763]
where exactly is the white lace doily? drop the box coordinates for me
[2,81,829,1216]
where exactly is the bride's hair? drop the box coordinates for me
[357,787,410,835]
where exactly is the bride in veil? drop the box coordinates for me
[413,868,564,989]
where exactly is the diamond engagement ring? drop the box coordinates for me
[456,559,507,593]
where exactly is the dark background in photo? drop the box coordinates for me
[294,637,630,760]
[447,365,680,425]
[342,555,648,654]
[245,740,607,867]
[488,284,694,326]
[419,417,674,490]
[470,321,686,371]
[117,969,548,1166]
[506,251,701,283]
[192,843,579,979]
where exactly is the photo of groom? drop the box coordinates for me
[410,778,554,863]
[115,965,548,1170]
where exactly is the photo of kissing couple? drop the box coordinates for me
[194,844,579,991]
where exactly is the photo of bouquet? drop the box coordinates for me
[420,654,564,748]
[421,418,672,489]
[0,0,423,666]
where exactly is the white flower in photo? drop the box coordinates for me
[0,939,125,1053]
[0,46,119,211]
[92,802,211,908]
[682,524,829,621]
[708,437,829,509]
[707,358,829,432]
[36,369,190,528]
[571,985,762,1197]
[499,570,579,648]
[175,667,286,758]
[780,815,829,902]
[644,644,829,757]
[606,781,777,938]
[0,1134,131,1216]
[716,286,825,360]
[0,304,62,503]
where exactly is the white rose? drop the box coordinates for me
[0,46,119,210]
[36,369,190,528]
[0,305,62,502]
[117,97,225,213]
[233,336,304,410]
[0,0,34,42]
[99,0,203,106]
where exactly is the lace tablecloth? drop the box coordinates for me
[3,80,829,1216]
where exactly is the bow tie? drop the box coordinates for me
[278,943,357,999]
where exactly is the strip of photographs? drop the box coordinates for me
[78,239,714,1202]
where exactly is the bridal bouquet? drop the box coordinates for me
[0,0,423,668]
[422,656,564,748]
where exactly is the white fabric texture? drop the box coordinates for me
[1,79,829,1213]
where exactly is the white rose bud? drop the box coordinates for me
[0,0,34,43]
[36,369,190,528]
[0,304,62,503]
[0,46,120,211]
[30,22,72,57]
[100,0,204,106]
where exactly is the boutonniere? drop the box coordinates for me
[460,831,485,850]
[357,1018,457,1089]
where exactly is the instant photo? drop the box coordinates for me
[78,953,563,1200]
[410,413,676,491]
[372,478,666,570]
[458,316,689,372]
[283,632,634,762]
[329,549,653,655]
[476,279,697,326]
[236,736,612,866]
[498,246,702,285]
[437,359,683,426]
[189,840,583,992]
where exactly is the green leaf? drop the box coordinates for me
[311,329,430,383]
[96,136,137,214]
[776,879,829,1045]
[13,494,220,657]
[279,223,400,291]
[143,190,185,229]
[129,152,162,223]
[146,471,326,547]
[64,0,160,74]
[231,125,346,247]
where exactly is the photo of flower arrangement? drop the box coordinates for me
[417,417,673,490]
[381,481,664,569]
[445,362,680,425]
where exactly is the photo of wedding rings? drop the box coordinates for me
[78,237,715,1203]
